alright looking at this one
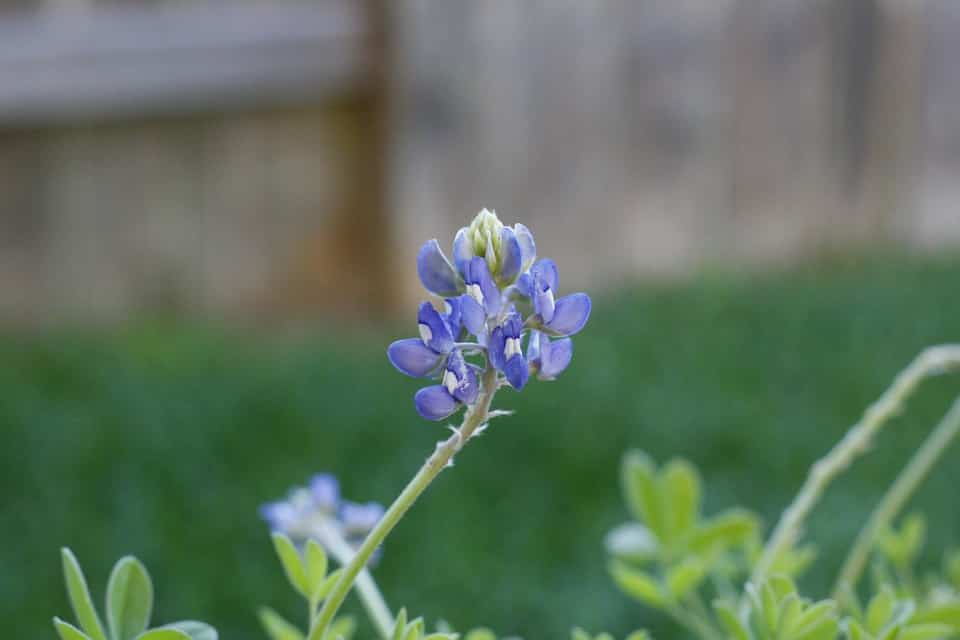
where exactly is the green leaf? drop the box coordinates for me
[622,451,666,541]
[62,548,108,640]
[665,558,707,600]
[714,602,750,640]
[793,617,838,640]
[898,624,955,640]
[662,460,700,538]
[328,615,356,640]
[316,568,344,601]
[690,510,758,554]
[464,629,497,640]
[133,631,191,640]
[404,617,425,640]
[866,589,896,635]
[272,533,310,598]
[609,561,666,608]
[160,622,217,640]
[915,604,960,629]
[257,607,305,640]
[55,617,93,640]
[847,620,871,640]
[791,601,836,636]
[625,633,652,640]
[304,540,329,599]
[571,630,591,640]
[423,635,459,640]
[392,609,409,640]
[106,556,154,640]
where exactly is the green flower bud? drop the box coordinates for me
[467,208,505,275]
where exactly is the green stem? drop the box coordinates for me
[751,345,960,585]
[316,522,394,638]
[309,366,501,640]
[831,395,960,599]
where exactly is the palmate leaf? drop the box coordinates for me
[133,630,190,640]
[106,556,154,640]
[161,622,218,640]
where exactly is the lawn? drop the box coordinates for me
[3,253,960,639]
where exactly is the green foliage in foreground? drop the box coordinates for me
[4,253,960,638]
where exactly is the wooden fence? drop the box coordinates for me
[0,0,957,322]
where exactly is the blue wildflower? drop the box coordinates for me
[390,209,590,421]
[260,473,384,560]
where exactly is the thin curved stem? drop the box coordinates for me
[316,522,394,638]
[308,366,501,640]
[751,345,960,585]
[832,395,960,599]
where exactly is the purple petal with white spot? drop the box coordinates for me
[526,329,543,364]
[414,385,460,421]
[465,256,501,315]
[460,294,486,337]
[387,338,444,377]
[514,223,536,271]
[417,239,461,297]
[539,336,573,379]
[545,293,591,336]
[532,270,556,323]
[499,226,523,282]
[417,302,454,353]
[452,227,473,276]
[443,297,462,338]
[531,258,559,292]
[503,354,530,390]
[309,474,340,512]
[445,350,479,404]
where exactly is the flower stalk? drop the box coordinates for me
[832,394,960,599]
[752,345,960,585]
[309,365,500,640]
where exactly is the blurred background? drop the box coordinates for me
[1,0,960,638]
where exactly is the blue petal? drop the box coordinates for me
[531,258,559,291]
[502,311,524,338]
[414,385,460,421]
[526,329,543,364]
[488,324,507,371]
[309,474,340,511]
[498,227,523,282]
[340,501,384,534]
[514,223,537,270]
[539,336,573,379]
[417,302,454,353]
[532,270,556,323]
[545,293,591,336]
[442,297,463,337]
[445,350,479,404]
[387,338,444,377]
[503,353,530,390]
[515,272,534,298]
[452,227,474,276]
[417,239,461,296]
[465,256,501,315]
[459,294,486,337]
[259,501,294,531]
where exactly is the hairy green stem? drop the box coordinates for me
[751,345,960,585]
[831,395,960,599]
[316,522,394,638]
[309,366,501,640]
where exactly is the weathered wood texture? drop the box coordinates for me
[390,0,951,303]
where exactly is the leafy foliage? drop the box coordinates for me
[54,549,216,640]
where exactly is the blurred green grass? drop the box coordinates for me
[3,253,960,639]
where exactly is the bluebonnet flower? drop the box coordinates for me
[389,209,591,421]
[260,473,384,561]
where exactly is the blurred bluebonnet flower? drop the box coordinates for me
[260,473,384,561]
[390,209,591,421]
